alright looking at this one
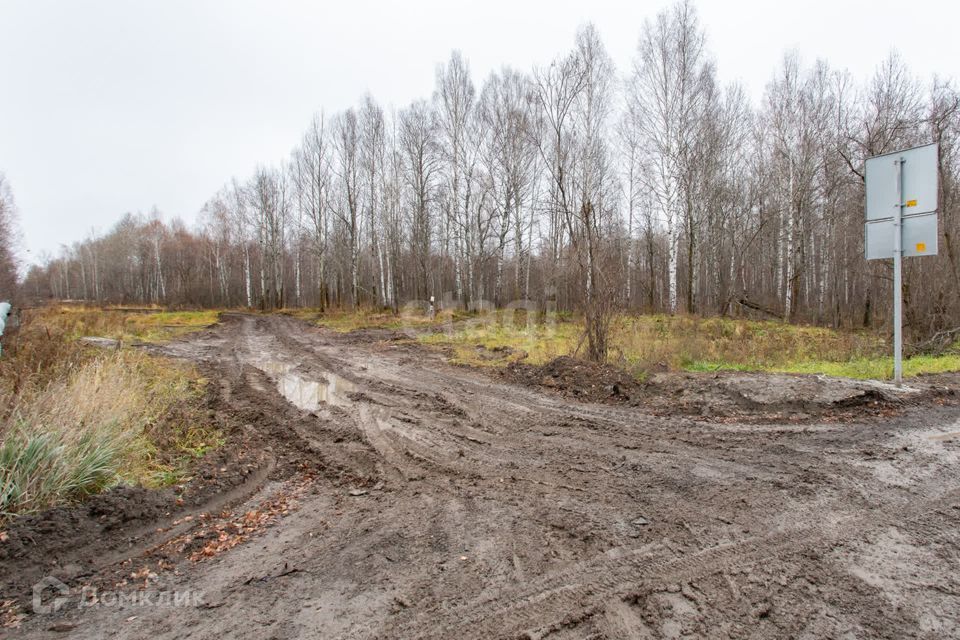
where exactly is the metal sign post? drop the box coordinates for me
[865,142,939,387]
[893,158,904,385]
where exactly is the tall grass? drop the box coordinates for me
[0,424,126,517]
[0,306,219,520]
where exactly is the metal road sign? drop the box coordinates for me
[865,212,938,260]
[863,142,939,386]
[866,142,939,260]
[866,143,938,220]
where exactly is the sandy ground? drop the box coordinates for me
[4,313,960,639]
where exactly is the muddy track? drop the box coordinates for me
[9,313,960,639]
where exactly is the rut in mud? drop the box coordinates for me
[7,313,960,639]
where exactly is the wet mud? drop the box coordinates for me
[5,313,960,639]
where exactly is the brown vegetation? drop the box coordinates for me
[0,306,218,518]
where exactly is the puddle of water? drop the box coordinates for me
[258,360,357,411]
[929,431,960,442]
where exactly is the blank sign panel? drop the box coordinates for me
[865,143,939,221]
[865,211,939,260]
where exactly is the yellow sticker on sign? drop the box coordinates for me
[906,199,918,207]
[917,242,927,252]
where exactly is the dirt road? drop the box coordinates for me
[7,313,960,638]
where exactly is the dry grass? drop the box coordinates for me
[0,306,220,519]
[414,311,960,381]
[52,305,220,342]
[612,315,884,371]
[287,306,471,333]
[419,311,581,367]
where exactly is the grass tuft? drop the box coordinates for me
[0,425,124,517]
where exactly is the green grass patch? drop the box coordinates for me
[689,353,960,380]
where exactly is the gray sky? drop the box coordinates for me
[2,0,957,266]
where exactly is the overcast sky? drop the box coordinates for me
[2,0,957,266]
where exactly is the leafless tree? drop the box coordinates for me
[23,3,960,350]
[0,174,19,300]
[628,0,713,314]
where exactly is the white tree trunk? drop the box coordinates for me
[244,245,252,308]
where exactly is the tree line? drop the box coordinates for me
[20,1,960,357]
[0,174,20,301]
